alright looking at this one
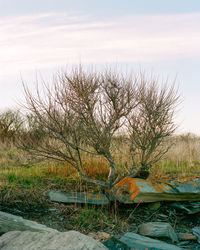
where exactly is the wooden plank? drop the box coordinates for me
[134,193,200,203]
[192,227,200,243]
[171,202,200,214]
[49,191,109,205]
[138,222,179,243]
[177,233,197,241]
[120,232,182,250]
[112,177,200,203]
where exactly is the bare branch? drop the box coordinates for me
[127,73,180,177]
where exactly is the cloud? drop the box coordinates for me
[0,12,200,76]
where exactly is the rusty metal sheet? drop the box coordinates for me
[111,177,200,203]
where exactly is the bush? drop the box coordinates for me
[19,66,179,188]
[0,110,23,144]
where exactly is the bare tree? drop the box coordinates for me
[62,68,139,186]
[127,74,179,178]
[20,67,137,188]
[0,110,23,144]
[19,67,179,188]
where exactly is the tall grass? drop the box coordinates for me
[0,133,199,190]
[151,133,200,179]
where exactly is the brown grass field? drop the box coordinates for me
[0,133,199,235]
[0,133,199,192]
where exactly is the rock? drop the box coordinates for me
[192,226,200,243]
[49,191,109,205]
[111,177,200,203]
[177,232,197,241]
[103,236,129,250]
[0,230,108,250]
[0,211,58,234]
[138,222,179,243]
[120,232,182,250]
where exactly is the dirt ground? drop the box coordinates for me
[0,198,200,249]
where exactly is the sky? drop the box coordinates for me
[0,0,200,135]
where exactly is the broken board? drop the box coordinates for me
[120,232,182,250]
[49,191,109,205]
[111,177,200,203]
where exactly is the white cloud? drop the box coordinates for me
[0,12,200,76]
[0,11,199,134]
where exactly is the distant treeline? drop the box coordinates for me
[0,109,199,145]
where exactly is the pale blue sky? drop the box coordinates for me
[1,0,200,16]
[0,0,200,135]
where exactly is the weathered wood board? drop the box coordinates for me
[171,201,200,214]
[138,222,179,243]
[111,177,200,203]
[120,232,182,250]
[192,227,200,243]
[177,233,197,241]
[49,191,109,205]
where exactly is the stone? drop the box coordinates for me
[138,222,179,243]
[0,211,58,234]
[0,230,108,250]
[120,232,182,250]
[111,177,200,203]
[49,191,109,205]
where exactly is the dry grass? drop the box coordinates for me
[0,134,199,233]
[150,134,200,180]
[0,133,199,191]
[166,134,200,165]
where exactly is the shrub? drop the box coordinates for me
[19,66,179,188]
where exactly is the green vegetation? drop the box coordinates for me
[72,207,117,231]
[18,67,180,188]
[0,133,198,233]
[0,67,198,233]
[0,132,199,192]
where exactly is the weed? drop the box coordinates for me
[71,206,128,233]
[0,134,198,195]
